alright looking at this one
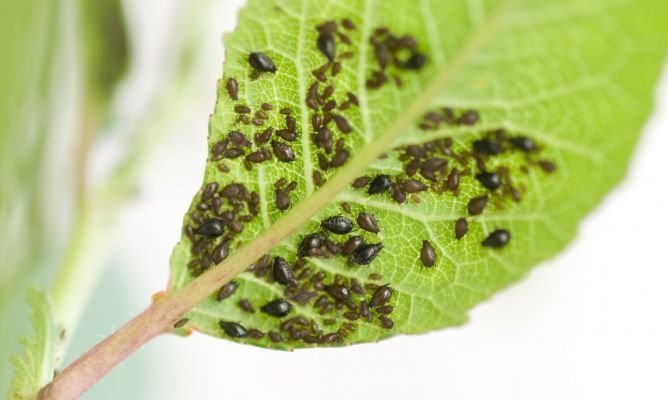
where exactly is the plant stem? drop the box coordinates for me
[41,5,507,396]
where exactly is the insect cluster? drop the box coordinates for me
[177,14,557,347]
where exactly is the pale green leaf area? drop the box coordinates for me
[7,289,63,400]
[170,0,667,349]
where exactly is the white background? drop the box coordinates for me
[69,1,668,399]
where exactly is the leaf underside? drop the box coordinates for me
[169,0,667,349]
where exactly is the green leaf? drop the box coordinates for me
[7,288,62,400]
[169,0,667,349]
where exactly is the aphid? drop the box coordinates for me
[473,139,502,155]
[467,195,489,216]
[476,172,502,190]
[376,305,393,314]
[317,126,333,152]
[317,33,336,61]
[322,85,335,99]
[216,281,238,301]
[212,239,231,264]
[223,148,245,159]
[342,18,356,30]
[239,299,255,313]
[350,279,365,296]
[344,312,360,321]
[482,229,511,248]
[368,175,392,195]
[313,171,325,187]
[369,285,392,307]
[359,302,371,319]
[402,179,428,193]
[420,240,437,267]
[248,52,277,73]
[275,188,291,211]
[298,233,325,258]
[261,299,292,317]
[330,149,349,167]
[276,129,297,142]
[195,218,225,237]
[321,215,354,234]
[331,62,343,76]
[202,182,218,201]
[317,20,338,35]
[173,318,189,329]
[356,213,380,233]
[538,160,556,173]
[326,284,351,301]
[313,70,327,83]
[391,184,408,204]
[234,105,251,114]
[353,243,383,265]
[368,273,383,281]
[247,329,265,339]
[457,110,480,125]
[261,102,273,111]
[341,202,352,213]
[273,256,296,286]
[226,78,239,100]
[403,53,427,70]
[352,176,371,189]
[272,141,296,162]
[268,331,283,343]
[333,115,352,133]
[212,139,229,156]
[455,217,469,240]
[342,236,365,256]
[379,316,394,329]
[246,150,270,163]
[447,168,460,191]
[286,116,297,132]
[322,100,337,112]
[219,321,248,338]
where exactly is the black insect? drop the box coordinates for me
[368,175,392,195]
[467,195,489,216]
[273,256,296,286]
[249,52,277,73]
[510,136,536,152]
[261,299,292,317]
[219,321,248,338]
[369,285,392,307]
[352,243,383,265]
[321,215,354,234]
[275,188,291,211]
[455,218,469,240]
[420,240,437,267]
[272,141,296,162]
[326,284,351,301]
[403,53,427,70]
[473,139,502,155]
[317,33,336,61]
[482,229,511,248]
[216,281,238,301]
[195,218,226,238]
[298,233,325,258]
[356,213,380,233]
[342,236,365,256]
[475,172,502,191]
